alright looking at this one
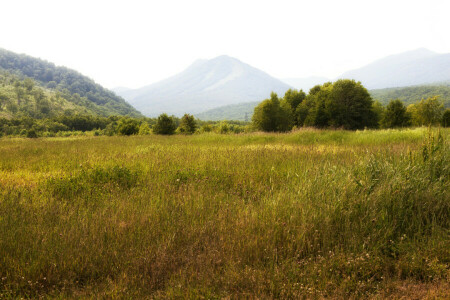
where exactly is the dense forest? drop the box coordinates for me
[0,48,141,117]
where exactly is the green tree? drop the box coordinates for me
[117,118,139,136]
[409,96,444,126]
[138,122,151,135]
[178,114,197,134]
[252,92,292,132]
[371,101,385,128]
[442,109,450,127]
[283,89,306,115]
[381,99,411,128]
[153,113,177,135]
[302,83,332,128]
[326,79,376,129]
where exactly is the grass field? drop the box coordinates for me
[0,128,449,298]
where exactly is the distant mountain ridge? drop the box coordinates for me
[0,48,141,117]
[115,55,292,117]
[338,48,450,89]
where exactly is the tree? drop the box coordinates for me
[301,83,333,128]
[326,79,376,129]
[409,96,444,126]
[371,101,385,129]
[252,92,292,132]
[153,113,177,135]
[138,122,151,135]
[381,99,411,128]
[117,118,139,136]
[178,114,197,134]
[442,109,450,127]
[283,89,306,114]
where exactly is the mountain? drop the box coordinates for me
[338,48,450,89]
[0,48,141,117]
[281,76,330,92]
[115,55,292,117]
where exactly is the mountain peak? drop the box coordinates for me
[116,56,291,116]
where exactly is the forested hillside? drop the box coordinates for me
[0,73,123,119]
[0,48,141,117]
[371,84,450,107]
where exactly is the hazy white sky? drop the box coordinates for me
[1,0,449,89]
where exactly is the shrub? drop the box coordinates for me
[117,118,140,136]
[138,122,152,135]
[26,128,38,138]
[153,113,177,135]
[178,114,197,134]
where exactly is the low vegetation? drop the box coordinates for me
[0,128,448,298]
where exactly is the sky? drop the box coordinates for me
[1,0,450,89]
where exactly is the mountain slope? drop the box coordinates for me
[0,72,100,119]
[338,48,450,89]
[371,84,450,108]
[116,55,292,116]
[196,101,259,121]
[0,48,142,117]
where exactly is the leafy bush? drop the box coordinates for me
[153,113,177,135]
[178,114,197,134]
[116,118,140,136]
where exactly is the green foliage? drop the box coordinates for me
[442,109,450,127]
[327,79,377,129]
[138,122,152,135]
[408,96,445,126]
[372,100,385,128]
[283,88,306,114]
[370,84,450,108]
[280,80,377,130]
[381,99,411,128]
[252,92,292,132]
[116,118,140,136]
[153,113,177,135]
[0,48,142,117]
[26,128,38,138]
[178,114,197,134]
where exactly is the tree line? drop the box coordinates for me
[0,114,250,138]
[252,79,450,131]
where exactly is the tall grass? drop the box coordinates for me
[0,128,448,298]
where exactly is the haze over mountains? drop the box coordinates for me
[113,56,291,117]
[338,48,450,89]
[115,48,450,118]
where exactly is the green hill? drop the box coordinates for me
[0,72,111,119]
[370,84,450,107]
[0,48,141,117]
[197,84,450,121]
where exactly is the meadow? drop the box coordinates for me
[0,128,449,298]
